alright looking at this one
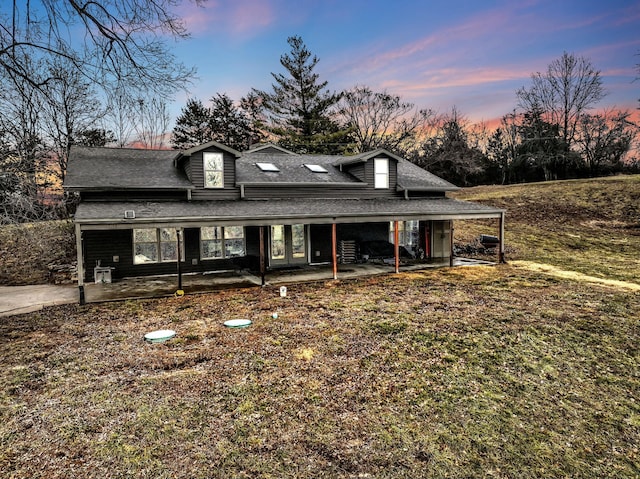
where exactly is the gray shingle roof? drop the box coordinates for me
[236,153,360,184]
[65,146,193,190]
[74,197,503,225]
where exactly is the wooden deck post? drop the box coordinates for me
[332,223,338,280]
[394,220,400,274]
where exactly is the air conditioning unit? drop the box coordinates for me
[124,210,135,219]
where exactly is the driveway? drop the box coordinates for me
[0,284,78,317]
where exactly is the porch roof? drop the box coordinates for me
[74,197,503,229]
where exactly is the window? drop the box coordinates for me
[133,228,183,264]
[304,164,328,173]
[201,226,245,259]
[390,221,420,250]
[374,158,389,189]
[204,152,224,188]
[270,225,285,260]
[256,162,280,172]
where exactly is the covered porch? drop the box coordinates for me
[74,197,505,304]
[82,257,495,303]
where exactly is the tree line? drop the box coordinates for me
[173,37,639,187]
[1,2,638,224]
[0,0,192,223]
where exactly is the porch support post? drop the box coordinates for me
[499,212,506,263]
[176,229,183,291]
[449,221,454,267]
[259,226,266,286]
[332,223,338,280]
[75,223,85,305]
[394,220,400,274]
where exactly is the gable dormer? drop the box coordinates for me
[174,141,242,200]
[333,149,399,193]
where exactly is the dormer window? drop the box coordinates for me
[256,162,280,172]
[374,158,389,189]
[204,152,224,188]
[304,164,328,173]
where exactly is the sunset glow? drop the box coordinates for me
[170,0,639,128]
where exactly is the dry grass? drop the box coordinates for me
[1,175,639,478]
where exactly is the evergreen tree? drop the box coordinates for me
[253,36,350,154]
[171,99,214,149]
[209,93,255,151]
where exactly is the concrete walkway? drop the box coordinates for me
[0,284,78,317]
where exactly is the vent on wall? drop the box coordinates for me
[124,210,136,219]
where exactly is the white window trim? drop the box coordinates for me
[374,157,389,189]
[203,152,224,188]
[133,228,184,265]
[200,226,246,260]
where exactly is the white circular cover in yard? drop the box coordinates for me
[144,329,176,343]
[223,319,252,328]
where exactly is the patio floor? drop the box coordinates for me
[82,257,495,303]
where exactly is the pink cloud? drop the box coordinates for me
[174,0,276,37]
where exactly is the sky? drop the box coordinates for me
[165,0,640,129]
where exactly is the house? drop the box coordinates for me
[64,141,505,302]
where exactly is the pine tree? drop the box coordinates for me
[253,36,350,154]
[171,99,213,149]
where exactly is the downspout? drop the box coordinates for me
[75,223,85,305]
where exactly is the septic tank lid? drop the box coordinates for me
[223,319,252,328]
[144,329,176,343]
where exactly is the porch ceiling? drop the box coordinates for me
[74,197,503,229]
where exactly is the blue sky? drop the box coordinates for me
[170,0,639,127]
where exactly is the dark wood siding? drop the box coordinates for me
[309,224,333,263]
[187,147,241,200]
[80,191,188,201]
[337,222,389,243]
[241,184,394,199]
[83,227,254,282]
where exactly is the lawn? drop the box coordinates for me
[1,176,639,478]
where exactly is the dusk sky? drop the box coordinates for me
[169,0,640,128]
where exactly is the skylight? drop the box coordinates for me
[256,162,280,172]
[304,164,328,173]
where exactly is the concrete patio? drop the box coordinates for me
[83,258,495,303]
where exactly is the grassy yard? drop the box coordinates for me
[1,176,639,478]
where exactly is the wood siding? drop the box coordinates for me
[187,148,241,200]
[82,227,256,282]
[241,184,400,200]
[80,191,188,202]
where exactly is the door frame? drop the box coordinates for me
[268,224,308,267]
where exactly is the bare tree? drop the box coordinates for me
[576,109,637,176]
[517,52,606,150]
[41,59,104,182]
[0,0,198,97]
[339,86,436,154]
[133,97,170,149]
[0,55,52,222]
[103,84,137,148]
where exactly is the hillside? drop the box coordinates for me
[453,175,640,284]
[1,175,639,286]
[1,176,639,478]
